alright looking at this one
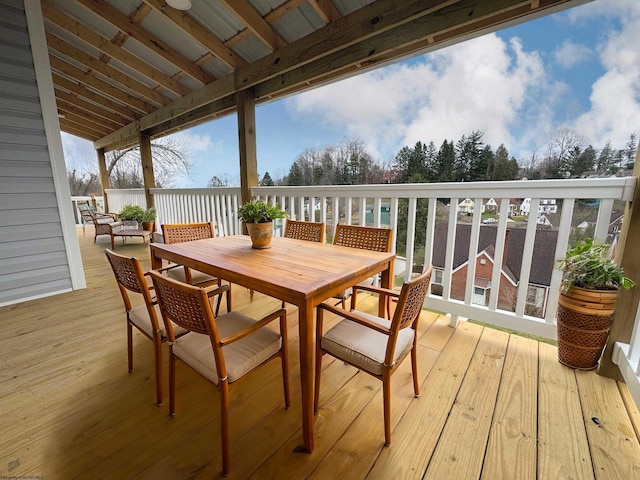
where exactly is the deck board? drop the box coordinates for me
[1,227,639,479]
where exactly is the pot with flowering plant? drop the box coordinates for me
[556,238,634,369]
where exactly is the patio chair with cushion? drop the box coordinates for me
[148,271,290,476]
[315,265,433,446]
[78,200,122,244]
[331,224,393,309]
[105,249,187,406]
[160,222,230,315]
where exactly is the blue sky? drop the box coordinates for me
[62,0,640,187]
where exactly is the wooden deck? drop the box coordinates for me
[2,226,640,479]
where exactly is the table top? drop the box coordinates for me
[113,228,152,237]
[150,235,395,305]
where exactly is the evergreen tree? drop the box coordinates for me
[260,172,274,186]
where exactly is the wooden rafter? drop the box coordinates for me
[49,55,154,115]
[220,0,287,51]
[52,73,139,121]
[45,33,169,107]
[307,0,342,23]
[41,0,190,96]
[74,0,214,86]
[56,98,123,131]
[54,88,129,126]
[58,119,101,140]
[142,0,247,70]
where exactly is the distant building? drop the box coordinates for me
[519,198,558,216]
[430,223,558,317]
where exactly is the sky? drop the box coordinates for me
[61,0,640,188]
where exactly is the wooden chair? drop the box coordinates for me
[161,222,230,315]
[148,271,290,476]
[331,224,393,309]
[79,201,122,246]
[284,219,325,243]
[315,265,433,446]
[105,249,187,406]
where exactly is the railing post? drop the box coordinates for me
[600,157,640,378]
[97,147,110,212]
[139,133,155,209]
[237,88,258,206]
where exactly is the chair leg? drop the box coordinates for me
[383,373,392,446]
[127,322,133,372]
[314,309,324,414]
[169,351,176,416]
[154,335,163,406]
[280,312,291,408]
[411,342,420,397]
[220,380,230,476]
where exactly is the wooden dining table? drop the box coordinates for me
[150,234,395,452]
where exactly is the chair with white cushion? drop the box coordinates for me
[315,265,433,446]
[148,271,290,476]
[105,249,187,406]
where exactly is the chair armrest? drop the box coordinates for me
[202,283,229,298]
[317,303,391,335]
[352,284,399,298]
[219,308,286,346]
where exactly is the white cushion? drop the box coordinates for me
[167,265,217,285]
[96,217,116,224]
[172,311,282,384]
[129,303,187,338]
[322,312,414,375]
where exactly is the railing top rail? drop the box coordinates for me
[252,177,637,201]
[104,188,144,194]
[149,187,242,195]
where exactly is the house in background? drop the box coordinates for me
[457,198,485,216]
[430,223,558,317]
[519,198,558,216]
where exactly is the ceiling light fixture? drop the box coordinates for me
[165,0,191,10]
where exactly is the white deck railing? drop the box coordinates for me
[88,178,640,412]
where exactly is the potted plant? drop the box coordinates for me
[556,238,634,370]
[117,205,156,231]
[237,200,287,249]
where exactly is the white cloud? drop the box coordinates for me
[60,133,95,171]
[288,33,553,161]
[569,1,640,147]
[169,132,216,153]
[554,40,592,68]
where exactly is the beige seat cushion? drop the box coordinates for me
[172,311,282,384]
[166,265,217,285]
[129,303,187,338]
[322,312,414,375]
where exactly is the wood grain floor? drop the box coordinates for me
[1,226,640,479]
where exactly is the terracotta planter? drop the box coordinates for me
[556,286,618,370]
[246,222,273,249]
[142,221,155,232]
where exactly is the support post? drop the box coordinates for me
[139,133,156,208]
[97,147,110,212]
[236,88,258,205]
[600,147,640,378]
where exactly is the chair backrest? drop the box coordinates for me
[161,222,215,244]
[284,219,325,243]
[105,249,157,319]
[333,224,393,252]
[148,271,224,366]
[391,265,434,331]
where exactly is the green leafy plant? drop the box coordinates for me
[237,200,287,224]
[117,205,155,223]
[557,238,634,292]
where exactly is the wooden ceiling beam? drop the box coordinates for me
[59,112,112,137]
[220,0,287,51]
[142,0,247,70]
[46,33,169,107]
[307,0,342,23]
[41,0,190,96]
[54,88,129,126]
[57,98,123,131]
[74,0,214,86]
[59,119,100,141]
[49,55,155,115]
[52,73,139,121]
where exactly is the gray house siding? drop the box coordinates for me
[0,0,74,305]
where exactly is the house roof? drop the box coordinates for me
[432,223,558,286]
[41,0,589,150]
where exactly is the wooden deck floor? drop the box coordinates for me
[2,227,640,479]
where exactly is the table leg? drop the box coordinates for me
[379,259,394,318]
[150,247,162,270]
[298,300,315,452]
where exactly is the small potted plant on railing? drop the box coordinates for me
[556,238,634,370]
[238,200,287,249]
